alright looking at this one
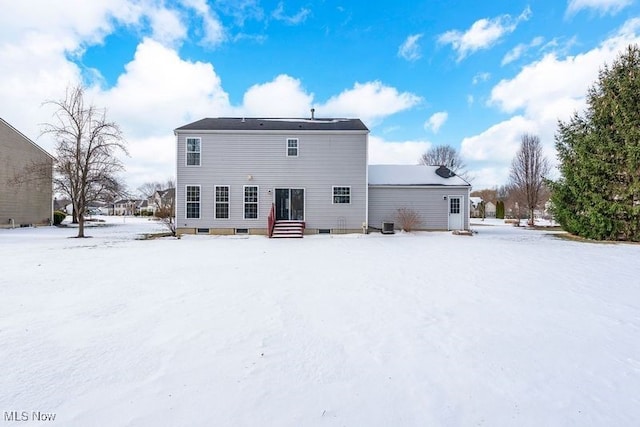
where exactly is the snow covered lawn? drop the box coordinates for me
[1,217,639,426]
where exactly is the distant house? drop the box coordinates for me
[470,197,483,217]
[147,188,175,215]
[368,165,471,231]
[174,116,471,236]
[113,199,143,216]
[470,198,497,218]
[484,201,496,218]
[0,118,54,227]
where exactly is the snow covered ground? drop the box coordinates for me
[1,217,639,426]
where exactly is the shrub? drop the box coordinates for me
[53,210,66,225]
[396,208,422,232]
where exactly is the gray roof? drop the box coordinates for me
[369,165,471,187]
[175,117,369,132]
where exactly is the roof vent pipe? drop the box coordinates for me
[310,108,315,120]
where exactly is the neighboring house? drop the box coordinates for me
[174,116,471,236]
[368,165,471,231]
[113,199,143,216]
[469,197,497,218]
[484,201,496,218]
[148,188,175,215]
[0,118,53,228]
[470,197,483,217]
[174,117,369,235]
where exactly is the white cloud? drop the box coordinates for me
[472,72,491,84]
[271,1,310,25]
[566,0,632,16]
[424,111,448,133]
[97,38,232,138]
[179,0,226,47]
[461,17,640,188]
[502,44,527,66]
[461,116,538,163]
[438,7,532,61]
[319,81,421,125]
[368,136,431,165]
[242,75,313,117]
[398,34,423,61]
[490,19,640,120]
[502,36,545,65]
[148,7,187,47]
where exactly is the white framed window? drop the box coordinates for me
[332,186,351,204]
[215,185,229,219]
[186,185,200,218]
[186,137,201,166]
[244,185,259,219]
[286,138,298,157]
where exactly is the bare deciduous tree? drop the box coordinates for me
[508,134,551,226]
[43,85,128,237]
[419,144,470,181]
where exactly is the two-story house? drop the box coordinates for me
[0,118,54,228]
[175,117,369,236]
[175,116,470,236]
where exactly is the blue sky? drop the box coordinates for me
[1,0,639,190]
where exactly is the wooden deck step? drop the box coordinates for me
[272,220,305,238]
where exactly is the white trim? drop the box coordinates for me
[286,137,299,157]
[185,137,201,167]
[243,185,259,220]
[214,185,230,219]
[447,195,464,230]
[332,186,351,204]
[185,184,201,219]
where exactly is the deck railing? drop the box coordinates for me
[267,202,275,237]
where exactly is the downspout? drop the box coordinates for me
[364,131,369,234]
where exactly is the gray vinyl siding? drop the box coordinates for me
[0,120,53,227]
[176,130,368,231]
[368,186,470,231]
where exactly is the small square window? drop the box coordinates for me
[286,138,298,157]
[333,186,351,204]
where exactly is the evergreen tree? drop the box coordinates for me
[550,44,640,241]
[496,201,505,219]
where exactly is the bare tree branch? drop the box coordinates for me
[508,134,551,226]
[42,84,128,237]
[418,144,470,181]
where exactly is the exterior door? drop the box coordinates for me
[275,188,304,221]
[448,196,463,230]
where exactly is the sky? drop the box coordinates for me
[1,0,639,192]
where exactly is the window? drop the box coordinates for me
[186,137,201,166]
[450,197,460,214]
[215,186,229,219]
[286,138,298,157]
[186,185,200,218]
[244,186,258,219]
[333,186,351,204]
